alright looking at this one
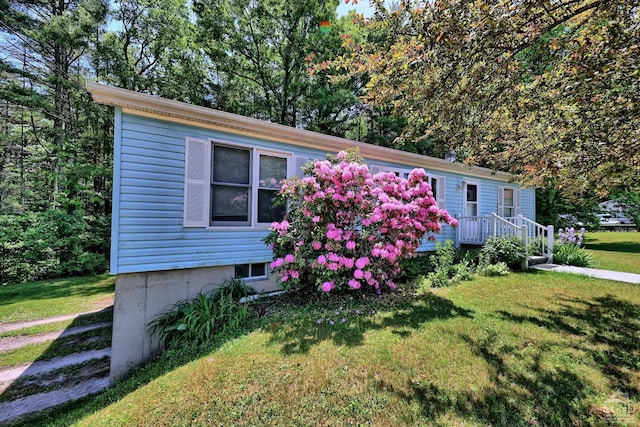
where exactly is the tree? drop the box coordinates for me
[326,0,640,199]
[264,150,457,293]
[194,0,365,130]
[0,0,109,211]
[93,0,213,106]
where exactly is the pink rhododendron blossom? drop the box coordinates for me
[322,281,333,292]
[348,279,361,289]
[355,257,369,269]
[264,150,457,294]
[342,257,355,268]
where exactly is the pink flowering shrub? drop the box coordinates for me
[264,150,458,293]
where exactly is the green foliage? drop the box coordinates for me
[397,254,432,281]
[480,236,526,270]
[147,278,256,348]
[329,1,640,199]
[479,262,511,277]
[535,187,598,229]
[427,240,475,287]
[527,236,548,257]
[553,244,593,268]
[0,210,109,285]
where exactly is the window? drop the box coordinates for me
[369,164,446,209]
[211,145,251,224]
[183,137,297,227]
[257,154,288,223]
[498,186,521,218]
[235,263,267,280]
[464,182,479,216]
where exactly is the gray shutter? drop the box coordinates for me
[436,176,446,209]
[514,188,522,215]
[497,186,505,217]
[183,138,210,227]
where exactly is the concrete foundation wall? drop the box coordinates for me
[109,266,280,384]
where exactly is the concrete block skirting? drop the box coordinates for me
[109,266,280,384]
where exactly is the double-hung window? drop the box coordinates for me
[498,186,521,218]
[184,137,292,227]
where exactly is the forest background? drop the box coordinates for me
[1,0,638,285]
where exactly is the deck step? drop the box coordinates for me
[528,255,549,266]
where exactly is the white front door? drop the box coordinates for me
[463,181,479,217]
[461,180,481,243]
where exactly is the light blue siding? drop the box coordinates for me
[111,113,536,274]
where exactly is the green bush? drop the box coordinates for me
[479,262,511,277]
[480,236,527,270]
[553,244,592,267]
[397,254,432,280]
[527,236,548,257]
[427,240,475,287]
[0,209,109,284]
[147,278,256,348]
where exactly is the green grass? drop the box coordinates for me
[0,274,115,323]
[0,326,112,367]
[7,271,639,427]
[582,231,640,274]
[0,309,113,339]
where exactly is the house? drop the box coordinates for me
[598,200,634,225]
[86,82,551,383]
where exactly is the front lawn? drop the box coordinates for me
[11,271,639,427]
[582,231,640,274]
[0,274,115,324]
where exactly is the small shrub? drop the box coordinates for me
[429,240,456,273]
[553,244,592,267]
[456,247,481,267]
[451,262,474,281]
[480,236,526,270]
[148,278,255,348]
[527,236,548,257]
[479,262,511,277]
[428,240,475,287]
[398,254,432,280]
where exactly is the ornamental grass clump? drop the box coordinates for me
[147,278,255,348]
[264,149,458,293]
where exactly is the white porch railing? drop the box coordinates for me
[457,213,554,260]
[507,214,554,260]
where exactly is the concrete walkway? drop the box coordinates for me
[533,264,640,284]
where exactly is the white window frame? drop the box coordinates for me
[498,186,521,218]
[184,137,300,228]
[234,262,269,281]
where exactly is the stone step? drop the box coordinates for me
[0,376,110,423]
[0,321,112,352]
